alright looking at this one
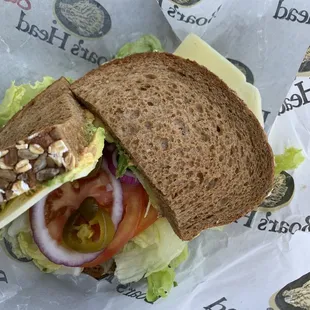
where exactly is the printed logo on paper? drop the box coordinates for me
[227,59,254,85]
[269,272,310,309]
[299,47,310,74]
[258,171,294,212]
[15,10,110,65]
[54,0,112,38]
[170,0,202,7]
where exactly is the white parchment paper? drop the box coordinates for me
[157,0,310,132]
[1,0,310,309]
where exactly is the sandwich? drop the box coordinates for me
[0,77,105,228]
[0,41,275,301]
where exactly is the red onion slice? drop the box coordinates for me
[30,196,103,267]
[119,173,140,185]
[101,159,123,229]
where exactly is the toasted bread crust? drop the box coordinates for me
[70,52,274,240]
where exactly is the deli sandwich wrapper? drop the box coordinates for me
[1,0,310,309]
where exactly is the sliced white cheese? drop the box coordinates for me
[174,33,264,126]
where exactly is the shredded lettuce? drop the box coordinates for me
[115,34,164,59]
[2,213,82,275]
[66,77,75,84]
[146,267,176,302]
[18,231,61,273]
[1,228,28,260]
[132,221,160,248]
[146,245,188,302]
[114,218,187,301]
[275,147,305,175]
[0,77,55,127]
[169,245,188,269]
[0,213,31,260]
[0,212,60,272]
[116,152,132,178]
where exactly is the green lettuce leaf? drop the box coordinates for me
[114,218,187,284]
[116,152,132,178]
[0,212,59,272]
[66,77,75,84]
[115,34,164,59]
[169,244,188,269]
[1,228,29,260]
[146,245,188,302]
[0,77,55,127]
[114,218,187,302]
[132,220,160,248]
[2,213,82,275]
[275,147,305,175]
[18,231,61,273]
[0,213,31,260]
[146,267,176,302]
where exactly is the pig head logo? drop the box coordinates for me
[54,0,112,38]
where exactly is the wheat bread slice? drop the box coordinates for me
[0,78,71,150]
[0,78,93,203]
[71,52,274,240]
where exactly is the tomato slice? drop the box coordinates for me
[133,204,158,237]
[44,172,113,243]
[39,167,159,266]
[82,184,147,267]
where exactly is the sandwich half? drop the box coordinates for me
[0,77,105,228]
[71,52,274,240]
